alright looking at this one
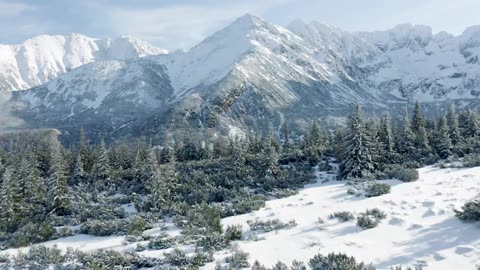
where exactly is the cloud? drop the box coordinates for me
[0,1,35,17]
[106,0,292,50]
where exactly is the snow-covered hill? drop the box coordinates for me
[0,34,167,92]
[208,165,480,269]
[2,165,478,269]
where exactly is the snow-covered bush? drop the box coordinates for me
[225,248,250,269]
[329,211,355,222]
[147,234,174,250]
[164,248,189,267]
[365,182,391,197]
[308,253,373,270]
[383,165,418,182]
[247,219,297,232]
[455,199,480,222]
[80,219,123,236]
[290,260,307,270]
[463,154,480,168]
[126,215,150,236]
[272,261,289,270]
[197,232,226,251]
[224,224,243,242]
[2,222,55,248]
[357,208,386,229]
[357,215,379,229]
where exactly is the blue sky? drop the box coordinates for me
[1,0,480,50]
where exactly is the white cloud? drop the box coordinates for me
[0,1,35,17]
[106,0,292,50]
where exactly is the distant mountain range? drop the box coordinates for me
[4,14,480,141]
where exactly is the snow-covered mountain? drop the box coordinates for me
[11,14,480,141]
[0,34,167,92]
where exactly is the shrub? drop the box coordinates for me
[147,234,174,250]
[3,222,55,248]
[80,249,132,269]
[357,215,379,229]
[225,248,250,269]
[127,215,150,236]
[463,154,480,168]
[272,261,289,270]
[308,253,371,270]
[164,248,189,267]
[365,182,391,197]
[455,199,480,222]
[383,165,419,182]
[364,208,387,220]
[225,225,243,242]
[247,219,297,232]
[197,232,226,251]
[81,219,122,236]
[357,208,386,229]
[329,211,355,222]
[290,260,307,270]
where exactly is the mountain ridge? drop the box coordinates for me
[0,33,167,92]
[9,14,480,142]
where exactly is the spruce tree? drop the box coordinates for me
[48,150,71,216]
[339,104,375,180]
[411,102,429,150]
[92,139,111,187]
[71,152,86,185]
[281,122,292,154]
[399,107,415,155]
[436,116,453,158]
[446,104,461,145]
[0,167,16,232]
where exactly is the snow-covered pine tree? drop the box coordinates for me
[263,137,281,189]
[92,139,111,188]
[71,152,86,185]
[436,116,453,159]
[48,149,71,216]
[446,104,461,146]
[411,102,429,151]
[462,108,480,138]
[281,122,292,154]
[0,167,17,232]
[399,107,415,156]
[339,104,375,180]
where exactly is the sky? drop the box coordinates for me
[1,0,480,51]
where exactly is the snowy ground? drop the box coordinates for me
[2,165,479,269]
[206,166,480,269]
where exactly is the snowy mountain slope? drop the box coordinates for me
[14,58,174,138]
[11,14,480,141]
[359,24,480,101]
[204,165,480,270]
[1,165,478,270]
[0,33,167,92]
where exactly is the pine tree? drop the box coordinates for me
[339,104,375,180]
[462,108,480,138]
[446,104,461,145]
[304,120,324,165]
[399,107,415,155]
[92,139,111,187]
[48,150,71,216]
[411,102,429,150]
[0,167,17,232]
[436,116,453,158]
[263,138,281,189]
[71,152,86,185]
[149,151,177,213]
[281,122,292,154]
